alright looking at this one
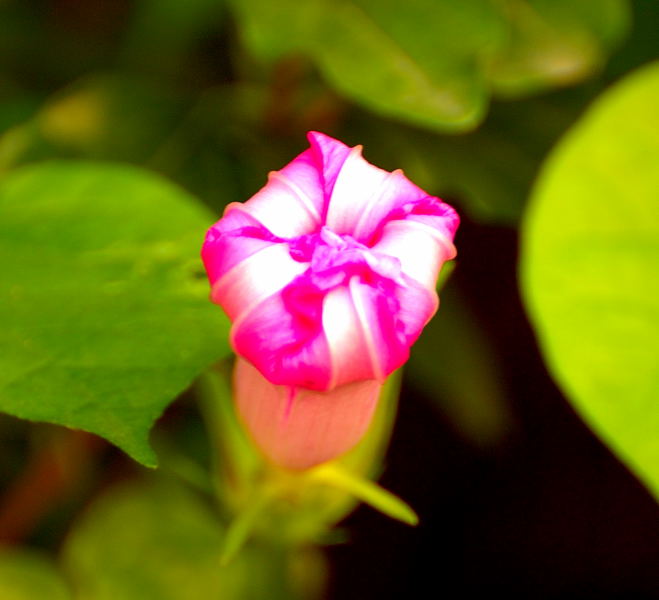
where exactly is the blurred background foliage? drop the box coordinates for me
[0,0,658,599]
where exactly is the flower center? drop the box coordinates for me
[288,226,401,292]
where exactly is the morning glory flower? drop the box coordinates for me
[202,131,459,392]
[202,132,458,468]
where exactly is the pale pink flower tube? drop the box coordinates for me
[202,132,458,469]
[233,358,381,470]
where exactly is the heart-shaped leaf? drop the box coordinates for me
[0,162,230,466]
[521,62,659,499]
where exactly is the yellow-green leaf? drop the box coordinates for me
[521,61,659,499]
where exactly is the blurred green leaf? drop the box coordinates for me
[0,76,187,174]
[0,76,247,213]
[0,549,71,600]
[62,480,318,600]
[230,0,504,131]
[488,0,630,96]
[26,75,185,164]
[230,0,629,132]
[309,0,504,131]
[0,162,230,466]
[226,0,318,62]
[521,61,659,499]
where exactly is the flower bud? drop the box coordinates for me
[202,132,459,392]
[202,132,458,468]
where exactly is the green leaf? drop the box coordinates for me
[226,0,320,62]
[521,61,659,499]
[231,0,504,131]
[61,481,313,600]
[5,75,187,165]
[230,0,628,132]
[0,550,71,600]
[309,0,504,132]
[488,0,630,96]
[0,162,230,466]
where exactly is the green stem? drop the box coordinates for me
[220,490,274,566]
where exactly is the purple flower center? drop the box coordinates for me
[288,226,402,293]
[281,227,403,347]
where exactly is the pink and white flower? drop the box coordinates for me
[202,132,458,468]
[203,132,458,389]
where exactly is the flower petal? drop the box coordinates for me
[392,274,439,347]
[347,278,407,377]
[232,136,350,238]
[231,278,333,390]
[373,217,456,290]
[211,243,309,322]
[234,358,382,470]
[307,131,352,207]
[347,276,437,379]
[322,283,385,387]
[326,149,435,246]
[236,170,320,238]
[324,145,389,237]
[201,207,282,287]
[349,170,430,245]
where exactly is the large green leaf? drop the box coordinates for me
[521,62,659,499]
[229,0,628,132]
[0,162,230,466]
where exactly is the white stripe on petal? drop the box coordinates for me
[351,169,404,241]
[348,277,386,382]
[269,171,322,222]
[238,174,321,238]
[373,219,456,290]
[323,285,377,388]
[212,243,308,322]
[325,145,390,236]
